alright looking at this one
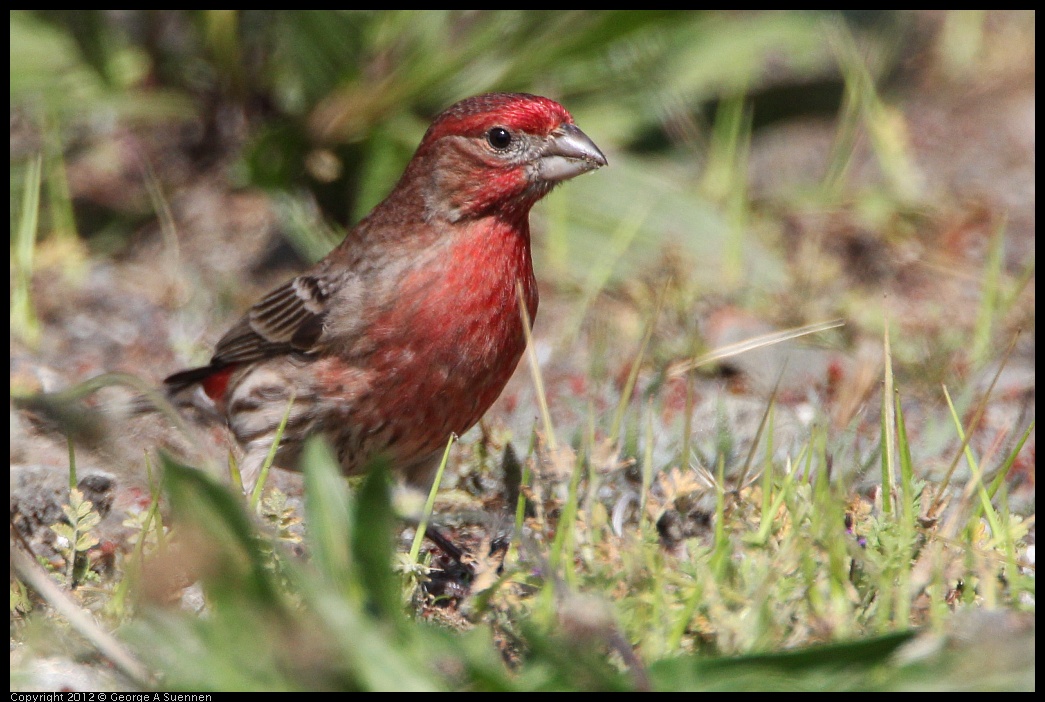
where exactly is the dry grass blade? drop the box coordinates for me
[928,331,1021,518]
[881,317,896,514]
[669,319,845,377]
[518,279,557,452]
[610,280,670,445]
[10,534,153,687]
[732,362,787,495]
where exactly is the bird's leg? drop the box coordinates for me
[421,520,513,606]
[424,523,467,566]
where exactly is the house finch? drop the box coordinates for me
[164,93,606,491]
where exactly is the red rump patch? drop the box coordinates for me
[201,365,236,401]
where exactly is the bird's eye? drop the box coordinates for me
[486,127,512,150]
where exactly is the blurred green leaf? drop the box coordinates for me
[649,630,916,690]
[350,457,399,624]
[162,454,286,611]
[302,437,354,591]
[11,11,191,122]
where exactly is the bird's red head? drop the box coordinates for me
[406,93,606,222]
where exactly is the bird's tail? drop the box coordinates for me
[13,371,221,446]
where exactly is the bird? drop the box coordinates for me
[163,92,607,492]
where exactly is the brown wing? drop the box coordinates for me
[210,273,341,365]
[164,272,343,391]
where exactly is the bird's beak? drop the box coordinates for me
[536,123,608,183]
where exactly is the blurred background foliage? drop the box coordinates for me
[11,10,913,280]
